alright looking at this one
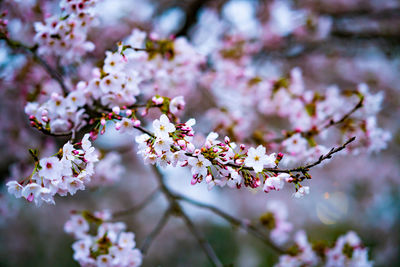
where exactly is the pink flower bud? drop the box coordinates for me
[27,194,34,202]
[51,93,60,101]
[224,136,230,144]
[180,160,188,167]
[191,176,197,185]
[206,174,213,183]
[76,81,87,90]
[177,140,186,148]
[126,110,132,116]
[90,131,98,140]
[205,141,212,149]
[186,143,195,153]
[152,96,164,105]
[115,122,121,130]
[240,144,246,150]
[133,120,141,127]
[193,149,201,156]
[100,118,106,126]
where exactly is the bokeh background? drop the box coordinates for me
[0,0,399,266]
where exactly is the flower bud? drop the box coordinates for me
[133,120,141,127]
[206,174,213,183]
[186,143,195,153]
[112,106,120,114]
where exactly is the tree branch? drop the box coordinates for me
[151,165,224,267]
[113,187,160,218]
[140,207,171,254]
[175,193,285,254]
[0,35,69,95]
[180,210,224,267]
[320,96,364,131]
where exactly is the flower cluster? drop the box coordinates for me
[25,85,89,134]
[276,231,372,267]
[64,210,142,267]
[6,134,98,206]
[260,201,293,245]
[203,62,391,166]
[135,113,313,195]
[325,231,373,267]
[34,0,98,63]
[275,230,319,267]
[117,29,205,99]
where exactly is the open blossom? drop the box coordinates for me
[264,173,290,193]
[244,145,276,173]
[38,157,64,181]
[188,154,212,177]
[294,186,310,198]
[6,181,23,198]
[64,214,90,239]
[154,136,174,154]
[325,232,373,267]
[282,133,308,155]
[153,114,175,138]
[265,201,293,245]
[169,96,185,114]
[275,230,318,267]
[116,118,134,134]
[34,0,98,63]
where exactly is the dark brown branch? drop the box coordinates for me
[113,188,160,217]
[151,165,223,267]
[175,193,285,254]
[1,35,70,95]
[224,137,356,173]
[180,210,224,267]
[320,96,364,131]
[267,96,363,144]
[140,207,171,254]
[289,136,356,172]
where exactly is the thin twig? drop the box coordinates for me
[113,188,160,217]
[267,96,364,144]
[140,208,171,254]
[290,136,356,172]
[320,96,364,131]
[224,136,356,173]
